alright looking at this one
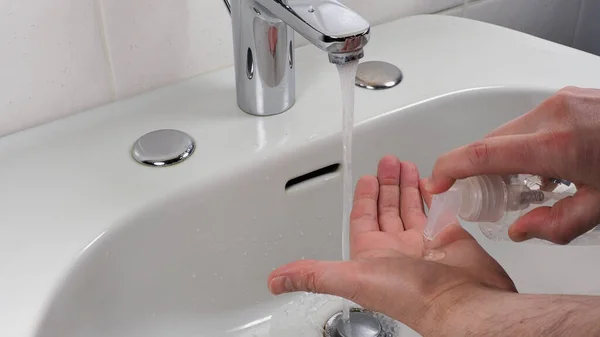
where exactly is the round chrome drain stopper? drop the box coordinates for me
[355,61,403,90]
[324,310,382,337]
[131,129,195,167]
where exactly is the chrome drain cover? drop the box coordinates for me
[324,309,382,337]
[355,61,403,90]
[131,129,195,167]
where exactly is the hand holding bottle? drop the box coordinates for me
[427,86,600,244]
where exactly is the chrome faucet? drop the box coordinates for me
[223,0,370,116]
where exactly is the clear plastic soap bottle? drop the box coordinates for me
[423,174,600,245]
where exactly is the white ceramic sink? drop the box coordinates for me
[3,15,600,337]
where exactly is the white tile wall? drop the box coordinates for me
[462,0,582,46]
[99,0,234,99]
[0,0,113,136]
[574,0,600,56]
[0,0,588,137]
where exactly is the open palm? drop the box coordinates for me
[350,156,513,279]
[269,156,516,334]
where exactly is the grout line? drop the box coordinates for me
[94,0,118,101]
[572,0,586,48]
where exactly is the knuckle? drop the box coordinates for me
[466,141,491,167]
[401,162,420,187]
[545,88,581,122]
[351,202,376,220]
[538,130,572,150]
[303,270,321,293]
[536,131,576,174]
[558,86,579,94]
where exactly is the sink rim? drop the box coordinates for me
[1,14,600,337]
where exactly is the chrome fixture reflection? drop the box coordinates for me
[223,0,370,116]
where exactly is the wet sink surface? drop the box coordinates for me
[36,88,600,337]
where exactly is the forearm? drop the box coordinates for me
[454,291,600,336]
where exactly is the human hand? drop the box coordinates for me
[268,156,516,336]
[428,86,600,245]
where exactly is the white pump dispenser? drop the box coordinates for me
[424,175,600,245]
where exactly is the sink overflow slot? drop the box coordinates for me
[285,164,341,191]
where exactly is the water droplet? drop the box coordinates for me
[299,231,304,236]
[243,252,248,256]
[328,232,332,237]
[192,273,196,279]
[195,228,200,233]
[278,234,283,239]
[219,276,224,280]
[308,6,315,13]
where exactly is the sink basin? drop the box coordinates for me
[3,15,600,337]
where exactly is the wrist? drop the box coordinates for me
[423,290,600,337]
[415,285,501,337]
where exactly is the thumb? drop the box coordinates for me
[268,260,360,300]
[509,187,600,244]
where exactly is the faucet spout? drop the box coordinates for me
[224,0,370,116]
[254,0,370,63]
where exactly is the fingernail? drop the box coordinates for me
[270,276,294,293]
[511,231,532,242]
[424,179,434,192]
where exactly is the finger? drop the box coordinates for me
[268,259,359,299]
[377,156,404,232]
[420,179,433,208]
[509,188,600,244]
[399,161,427,230]
[267,257,433,325]
[351,176,379,235]
[427,133,561,194]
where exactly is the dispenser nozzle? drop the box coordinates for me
[423,188,463,241]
